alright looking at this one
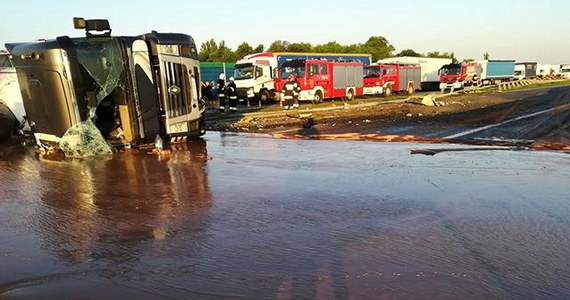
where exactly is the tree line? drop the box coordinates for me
[198,36,463,63]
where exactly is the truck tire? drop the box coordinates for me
[312,90,323,104]
[345,89,354,101]
[406,84,414,95]
[259,90,269,102]
[383,86,392,97]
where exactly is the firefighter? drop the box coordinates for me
[291,74,301,109]
[226,77,238,111]
[217,73,226,112]
[282,74,295,110]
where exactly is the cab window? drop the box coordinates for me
[255,66,263,78]
[309,65,319,77]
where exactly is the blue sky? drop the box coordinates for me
[1,0,569,63]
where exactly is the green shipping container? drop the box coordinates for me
[200,62,235,83]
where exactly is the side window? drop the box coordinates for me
[309,65,319,77]
[319,64,327,75]
[255,66,263,78]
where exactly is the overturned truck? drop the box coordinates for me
[6,18,205,154]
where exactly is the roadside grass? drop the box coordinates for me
[255,94,409,112]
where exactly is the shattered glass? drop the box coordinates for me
[59,118,113,157]
[73,38,126,104]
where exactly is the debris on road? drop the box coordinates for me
[420,94,443,107]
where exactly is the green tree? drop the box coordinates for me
[198,39,240,62]
[362,36,395,61]
[396,49,422,57]
[425,51,458,63]
[483,52,490,60]
[313,41,347,53]
[287,42,313,52]
[253,44,264,53]
[267,40,290,52]
[344,43,366,54]
[198,39,219,62]
[463,58,475,63]
[235,42,254,59]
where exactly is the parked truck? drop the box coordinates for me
[559,64,570,79]
[6,17,205,151]
[438,62,482,91]
[377,56,452,90]
[478,60,516,84]
[234,52,371,102]
[275,59,364,103]
[363,63,421,96]
[514,62,537,80]
[536,64,560,78]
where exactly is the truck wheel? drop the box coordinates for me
[406,84,414,95]
[383,86,392,97]
[312,91,323,104]
[346,89,354,101]
[259,90,269,102]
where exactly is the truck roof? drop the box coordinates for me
[248,51,371,58]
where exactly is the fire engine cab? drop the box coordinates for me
[363,64,421,96]
[439,62,482,91]
[276,59,364,104]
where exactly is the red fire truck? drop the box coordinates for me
[276,59,363,103]
[439,62,482,91]
[363,64,421,96]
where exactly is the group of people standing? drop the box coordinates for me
[201,72,303,112]
[201,73,238,112]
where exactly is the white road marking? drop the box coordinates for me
[444,103,570,139]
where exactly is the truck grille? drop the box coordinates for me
[237,88,249,98]
[163,61,190,118]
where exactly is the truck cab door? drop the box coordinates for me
[156,46,202,138]
[382,67,397,88]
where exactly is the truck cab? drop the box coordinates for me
[439,62,481,91]
[363,64,397,96]
[514,64,525,80]
[559,64,570,79]
[7,18,205,151]
[234,58,274,101]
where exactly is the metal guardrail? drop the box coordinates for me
[497,79,536,91]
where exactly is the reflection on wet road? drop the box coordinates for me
[1,133,569,299]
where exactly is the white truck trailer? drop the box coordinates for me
[376,56,452,90]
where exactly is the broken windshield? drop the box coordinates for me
[73,38,126,104]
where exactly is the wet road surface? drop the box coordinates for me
[1,132,569,299]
